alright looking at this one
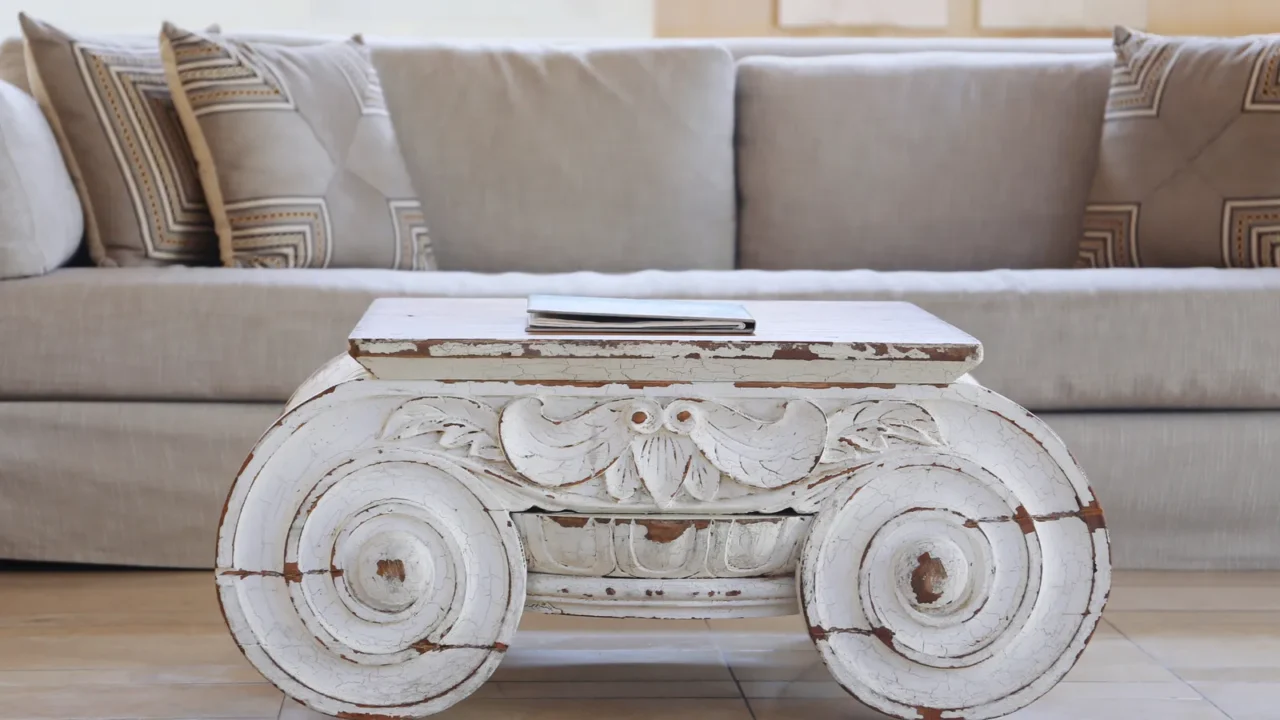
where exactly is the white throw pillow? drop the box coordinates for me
[0,80,82,278]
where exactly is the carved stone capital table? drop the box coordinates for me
[216,299,1109,720]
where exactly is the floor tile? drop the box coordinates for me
[1109,571,1280,611]
[512,628,718,651]
[0,572,216,622]
[748,683,1225,720]
[1189,682,1280,720]
[1107,611,1280,671]
[484,681,741,699]
[1177,667,1280,682]
[281,697,755,719]
[494,646,733,682]
[0,665,265,687]
[0,631,250,672]
[1063,629,1183,683]
[746,698,892,719]
[0,682,282,720]
[739,680,849,699]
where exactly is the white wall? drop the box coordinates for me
[1,0,655,37]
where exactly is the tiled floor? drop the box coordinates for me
[0,570,1276,719]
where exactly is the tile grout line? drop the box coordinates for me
[1103,617,1237,719]
[703,619,758,720]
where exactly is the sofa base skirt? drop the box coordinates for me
[0,402,1276,570]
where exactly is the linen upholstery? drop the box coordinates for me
[19,15,217,266]
[2,400,1276,571]
[0,38,28,93]
[720,37,1112,59]
[1082,28,1280,268]
[373,43,736,272]
[160,24,430,270]
[736,52,1113,271]
[0,401,275,568]
[1046,412,1280,571]
[2,267,1277,410]
[0,80,83,278]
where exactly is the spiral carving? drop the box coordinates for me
[801,444,1109,719]
[218,439,524,718]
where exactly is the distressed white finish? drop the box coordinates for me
[515,514,812,578]
[527,574,801,619]
[216,300,1108,719]
[501,397,829,505]
[348,298,982,385]
[800,430,1109,719]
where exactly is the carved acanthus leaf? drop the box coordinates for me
[499,398,827,503]
[499,398,638,487]
[684,400,826,489]
[381,397,504,461]
[821,401,943,464]
[604,449,642,501]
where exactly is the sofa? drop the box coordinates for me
[0,33,1277,572]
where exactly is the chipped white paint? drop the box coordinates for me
[216,454,524,718]
[515,514,812,578]
[216,301,1107,719]
[526,574,800,619]
[348,298,983,385]
[283,353,370,413]
[354,355,977,385]
[365,338,950,362]
[800,443,1109,719]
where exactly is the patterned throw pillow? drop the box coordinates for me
[1080,28,1280,268]
[20,14,217,266]
[159,24,432,269]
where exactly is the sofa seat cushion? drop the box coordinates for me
[1,266,1277,410]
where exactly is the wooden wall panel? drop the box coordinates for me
[979,0,1146,30]
[779,0,949,29]
[1147,0,1280,35]
[656,0,1280,37]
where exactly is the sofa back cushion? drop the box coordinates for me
[373,42,736,273]
[736,52,1113,271]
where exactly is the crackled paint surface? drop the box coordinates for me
[217,352,1108,719]
[515,514,812,579]
[526,574,801,619]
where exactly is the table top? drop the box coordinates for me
[348,298,982,385]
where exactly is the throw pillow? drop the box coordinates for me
[159,23,432,269]
[0,80,84,278]
[1081,27,1280,268]
[19,14,217,266]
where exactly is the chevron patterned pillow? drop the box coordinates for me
[20,14,218,267]
[159,23,433,270]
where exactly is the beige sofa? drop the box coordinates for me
[1,35,1277,571]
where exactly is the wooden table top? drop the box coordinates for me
[348,298,982,385]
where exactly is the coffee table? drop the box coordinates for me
[216,298,1109,720]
